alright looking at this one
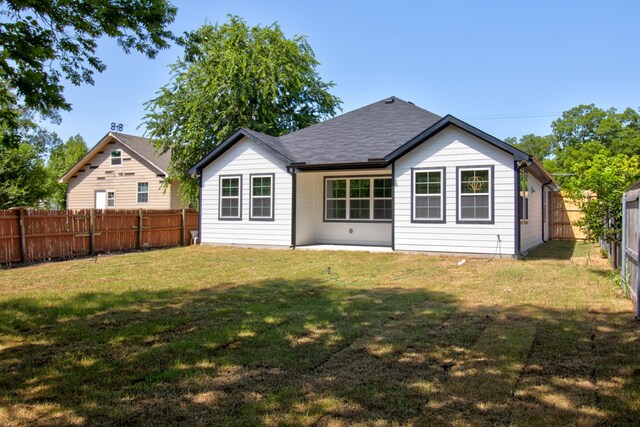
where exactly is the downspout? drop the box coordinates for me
[391,162,395,251]
[196,173,202,245]
[541,181,553,243]
[287,166,297,249]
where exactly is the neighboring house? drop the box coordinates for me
[60,132,182,209]
[189,97,558,257]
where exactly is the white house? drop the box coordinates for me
[189,97,558,257]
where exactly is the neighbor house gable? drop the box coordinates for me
[60,132,168,184]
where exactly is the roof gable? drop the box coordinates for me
[189,129,294,175]
[60,132,169,183]
[385,115,531,163]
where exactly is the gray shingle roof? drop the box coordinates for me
[112,132,171,172]
[273,96,441,164]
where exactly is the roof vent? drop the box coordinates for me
[384,98,394,104]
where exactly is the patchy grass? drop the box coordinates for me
[0,241,638,426]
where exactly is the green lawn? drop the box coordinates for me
[0,242,638,426]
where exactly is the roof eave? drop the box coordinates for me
[111,134,168,176]
[385,115,531,163]
[291,160,389,172]
[188,129,293,176]
[59,131,115,183]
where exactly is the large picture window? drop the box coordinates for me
[413,168,444,222]
[219,176,241,220]
[325,177,392,221]
[250,174,274,220]
[457,166,493,223]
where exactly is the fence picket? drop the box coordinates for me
[0,209,199,265]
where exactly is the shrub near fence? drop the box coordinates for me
[0,209,199,265]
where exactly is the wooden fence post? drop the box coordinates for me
[181,209,186,246]
[89,209,95,256]
[18,208,27,262]
[138,209,143,249]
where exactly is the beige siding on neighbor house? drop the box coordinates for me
[67,139,179,209]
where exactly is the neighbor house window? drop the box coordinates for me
[413,168,444,222]
[519,171,529,224]
[458,166,493,222]
[250,174,273,220]
[325,176,392,221]
[219,176,241,219]
[110,149,121,165]
[107,191,115,208]
[137,182,149,203]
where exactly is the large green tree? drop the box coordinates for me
[563,153,640,247]
[46,134,87,208]
[548,104,640,173]
[505,133,556,160]
[0,139,48,208]
[143,15,342,204]
[0,0,177,147]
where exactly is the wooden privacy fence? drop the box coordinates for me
[621,187,640,319]
[549,192,588,240]
[0,209,199,265]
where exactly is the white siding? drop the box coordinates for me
[521,172,544,252]
[394,126,516,256]
[295,173,316,246]
[295,170,392,246]
[200,137,292,246]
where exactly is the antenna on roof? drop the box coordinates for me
[384,98,394,104]
[110,122,124,132]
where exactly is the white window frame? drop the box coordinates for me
[250,174,274,221]
[110,149,122,165]
[412,168,445,223]
[324,176,392,222]
[457,166,493,224]
[219,175,242,220]
[107,191,115,208]
[137,182,149,204]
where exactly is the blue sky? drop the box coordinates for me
[43,0,640,146]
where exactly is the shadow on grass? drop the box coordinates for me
[527,240,580,260]
[0,279,638,425]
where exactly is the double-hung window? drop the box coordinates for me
[137,182,148,203]
[519,171,529,224]
[110,149,121,165]
[250,174,274,220]
[457,166,493,223]
[219,176,241,219]
[325,177,392,221]
[107,191,115,208]
[413,168,445,222]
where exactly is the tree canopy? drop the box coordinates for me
[563,153,640,245]
[0,0,177,146]
[505,134,556,161]
[46,134,87,208]
[549,104,640,174]
[509,103,640,245]
[143,15,342,204]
